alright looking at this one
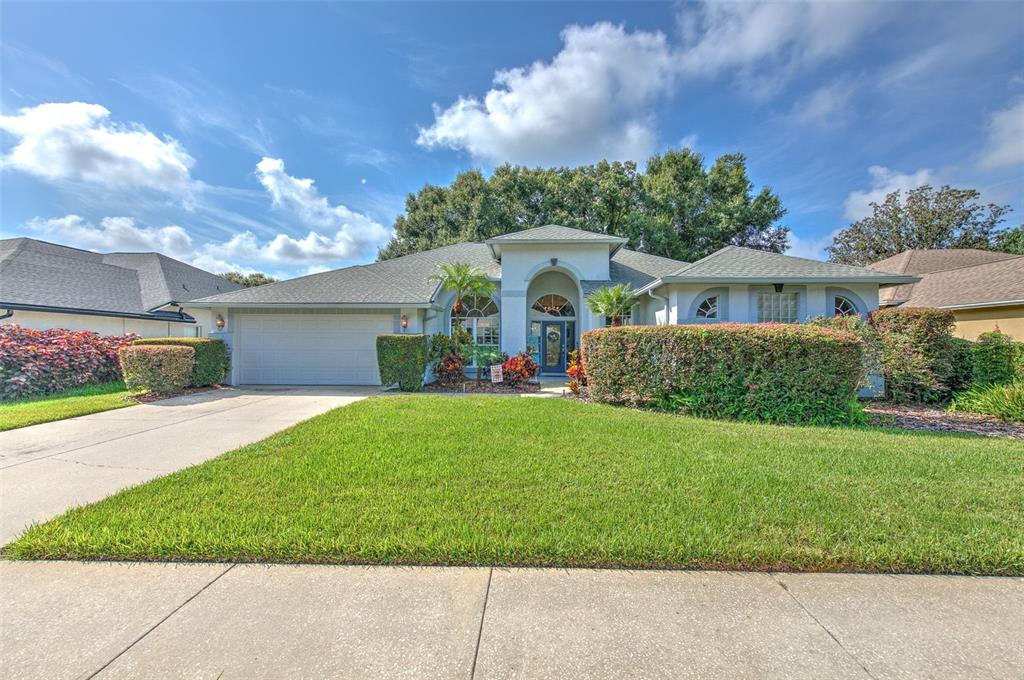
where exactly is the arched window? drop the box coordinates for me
[834,295,858,317]
[531,294,575,317]
[695,296,718,319]
[452,296,500,348]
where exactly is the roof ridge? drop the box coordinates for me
[913,253,1024,277]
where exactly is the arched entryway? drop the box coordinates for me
[526,270,580,374]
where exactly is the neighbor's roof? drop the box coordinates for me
[0,237,242,321]
[869,249,1024,308]
[191,239,688,307]
[635,246,919,292]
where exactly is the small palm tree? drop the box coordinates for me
[586,283,638,327]
[429,262,496,329]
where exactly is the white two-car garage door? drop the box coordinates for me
[235,312,395,385]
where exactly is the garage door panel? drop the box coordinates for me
[236,313,393,385]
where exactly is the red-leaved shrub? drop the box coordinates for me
[0,324,138,400]
[566,349,587,395]
[502,352,537,387]
[436,352,466,386]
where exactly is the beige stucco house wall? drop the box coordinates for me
[949,304,1024,341]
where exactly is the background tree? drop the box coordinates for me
[993,225,1024,255]
[220,272,278,287]
[826,186,1013,266]
[378,150,788,262]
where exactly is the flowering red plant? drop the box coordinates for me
[0,324,138,400]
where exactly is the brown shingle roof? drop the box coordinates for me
[871,249,1024,307]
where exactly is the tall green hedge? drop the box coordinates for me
[581,324,864,425]
[134,338,228,386]
[870,307,956,403]
[377,334,428,392]
[120,345,195,394]
[972,331,1017,386]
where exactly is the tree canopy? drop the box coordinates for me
[378,150,789,262]
[220,272,278,288]
[826,186,1016,266]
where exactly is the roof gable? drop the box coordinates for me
[870,248,1019,276]
[486,225,626,244]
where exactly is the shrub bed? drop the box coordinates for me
[870,307,956,403]
[119,346,195,394]
[376,334,429,392]
[134,337,228,386]
[951,382,1024,423]
[581,323,864,425]
[0,324,137,400]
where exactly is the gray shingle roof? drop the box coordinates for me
[193,239,687,306]
[647,246,919,287]
[486,225,626,243]
[0,237,242,319]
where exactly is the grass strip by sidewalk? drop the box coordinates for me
[0,381,137,432]
[7,395,1023,574]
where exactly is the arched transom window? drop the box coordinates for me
[452,296,500,348]
[695,295,718,319]
[532,294,575,317]
[834,295,858,318]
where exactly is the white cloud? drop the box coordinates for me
[978,98,1024,170]
[255,157,391,262]
[786,229,838,261]
[789,80,856,127]
[417,22,677,166]
[0,102,193,192]
[676,1,885,97]
[678,134,699,150]
[843,166,937,221]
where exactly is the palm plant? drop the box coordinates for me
[429,262,496,329]
[585,283,638,327]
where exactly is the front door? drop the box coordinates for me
[541,321,566,373]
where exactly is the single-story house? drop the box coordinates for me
[869,249,1024,340]
[0,237,243,337]
[182,225,917,386]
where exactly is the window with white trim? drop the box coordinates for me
[695,296,718,319]
[834,295,858,317]
[757,292,799,323]
[531,294,575,317]
[451,296,500,349]
[183,325,202,338]
[604,307,634,326]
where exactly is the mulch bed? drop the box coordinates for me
[424,381,541,394]
[863,401,1024,440]
[131,385,221,404]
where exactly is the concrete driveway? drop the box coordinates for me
[0,386,379,544]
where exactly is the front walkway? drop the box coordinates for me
[2,561,1021,679]
[0,386,379,543]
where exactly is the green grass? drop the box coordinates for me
[0,381,137,431]
[7,396,1023,574]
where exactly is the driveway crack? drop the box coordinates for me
[772,575,877,680]
[50,457,156,473]
[86,563,236,679]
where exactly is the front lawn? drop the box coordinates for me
[0,381,137,432]
[7,396,1023,574]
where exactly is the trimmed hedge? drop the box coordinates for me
[377,334,428,392]
[581,324,864,425]
[134,337,228,386]
[119,345,195,394]
[972,331,1017,386]
[949,337,975,393]
[870,307,956,403]
[1,324,137,400]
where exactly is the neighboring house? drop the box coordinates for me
[869,249,1024,340]
[0,237,243,338]
[184,225,916,386]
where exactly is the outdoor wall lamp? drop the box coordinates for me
[215,314,226,330]
[773,283,785,293]
[400,314,409,331]
[550,257,558,267]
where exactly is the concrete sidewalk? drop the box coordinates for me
[2,561,1021,679]
[0,386,378,543]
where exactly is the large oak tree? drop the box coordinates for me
[378,150,789,262]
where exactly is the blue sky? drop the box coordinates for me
[2,1,1022,277]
